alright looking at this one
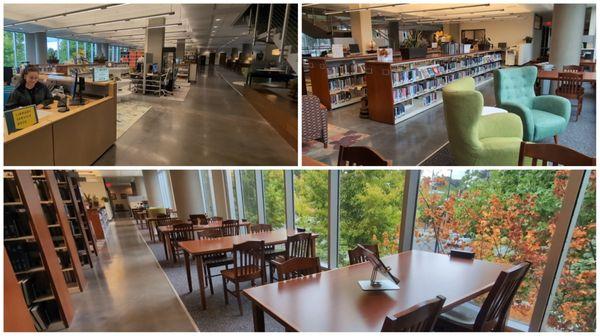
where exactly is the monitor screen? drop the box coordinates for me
[349,44,360,53]
[71,71,79,97]
[152,63,159,73]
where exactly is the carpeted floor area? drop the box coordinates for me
[139,226,285,332]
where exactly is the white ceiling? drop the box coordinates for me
[305,3,558,23]
[4,4,253,51]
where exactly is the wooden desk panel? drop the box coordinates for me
[243,250,512,332]
[538,70,596,82]
[4,125,54,165]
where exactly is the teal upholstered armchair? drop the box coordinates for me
[443,77,523,166]
[494,66,571,142]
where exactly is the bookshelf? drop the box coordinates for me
[4,250,36,331]
[308,55,377,110]
[4,170,75,330]
[365,49,503,124]
[54,171,95,268]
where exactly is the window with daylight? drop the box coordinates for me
[338,170,405,266]
[240,171,258,223]
[293,170,329,264]
[263,170,286,228]
[199,171,214,216]
[157,170,173,209]
[413,169,570,327]
[4,31,26,69]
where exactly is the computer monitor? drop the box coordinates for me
[152,63,159,74]
[71,71,86,105]
[4,67,13,85]
[349,44,360,54]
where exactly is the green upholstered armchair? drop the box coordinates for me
[493,66,571,142]
[442,77,523,166]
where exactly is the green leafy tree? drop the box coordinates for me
[263,170,285,228]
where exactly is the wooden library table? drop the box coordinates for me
[178,228,318,310]
[158,221,251,262]
[243,250,512,332]
[537,70,596,82]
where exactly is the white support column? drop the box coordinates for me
[234,171,244,220]
[350,5,374,53]
[142,170,163,208]
[549,4,586,74]
[170,170,204,221]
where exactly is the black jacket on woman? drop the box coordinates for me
[5,81,52,110]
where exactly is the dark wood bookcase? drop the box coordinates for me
[4,170,75,330]
[365,50,503,124]
[4,250,36,331]
[54,170,97,265]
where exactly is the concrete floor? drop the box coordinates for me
[94,66,297,166]
[66,220,198,332]
[308,80,596,165]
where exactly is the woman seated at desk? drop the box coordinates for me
[5,65,52,110]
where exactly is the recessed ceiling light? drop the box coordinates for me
[213,26,218,28]
[215,18,222,21]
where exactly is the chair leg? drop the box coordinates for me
[207,267,214,295]
[222,277,228,305]
[554,135,558,144]
[235,282,243,315]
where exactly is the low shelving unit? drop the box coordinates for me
[365,49,503,124]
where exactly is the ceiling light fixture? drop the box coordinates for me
[4,4,125,27]
[325,4,408,15]
[44,11,176,31]
[385,4,491,20]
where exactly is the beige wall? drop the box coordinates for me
[459,13,535,49]
[79,178,112,219]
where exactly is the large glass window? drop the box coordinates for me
[157,170,173,209]
[3,31,27,68]
[263,170,285,228]
[338,170,405,266]
[240,171,258,223]
[58,39,69,63]
[199,171,215,216]
[293,171,329,263]
[227,171,239,219]
[413,170,569,327]
[544,172,596,332]
[68,40,77,62]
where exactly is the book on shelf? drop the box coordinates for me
[29,305,48,331]
[19,277,33,306]
[5,207,32,238]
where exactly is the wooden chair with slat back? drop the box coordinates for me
[348,244,379,265]
[518,142,596,166]
[248,223,272,233]
[209,216,223,223]
[382,295,446,332]
[156,216,179,242]
[197,228,233,295]
[221,240,266,315]
[272,257,321,281]
[436,261,531,332]
[249,224,286,271]
[563,65,584,72]
[555,71,584,121]
[338,145,392,166]
[168,223,195,263]
[221,219,240,237]
[269,232,313,282]
[189,214,208,225]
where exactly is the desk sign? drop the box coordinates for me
[93,67,110,82]
[5,105,38,134]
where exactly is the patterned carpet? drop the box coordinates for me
[302,124,370,157]
[139,226,285,332]
[116,101,152,139]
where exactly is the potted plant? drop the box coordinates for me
[94,54,107,65]
[399,31,428,60]
[47,49,59,65]
[478,37,492,51]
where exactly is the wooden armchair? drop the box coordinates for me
[168,223,194,263]
[382,295,446,332]
[348,244,379,265]
[302,94,328,147]
[197,228,233,295]
[221,219,240,237]
[272,257,321,281]
[555,72,584,121]
[518,142,596,166]
[221,240,265,315]
[269,232,313,282]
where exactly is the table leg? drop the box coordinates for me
[148,221,154,242]
[252,302,265,332]
[195,255,207,310]
[184,251,192,293]
[165,235,173,263]
[162,232,169,260]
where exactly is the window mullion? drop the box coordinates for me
[328,170,340,269]
[284,170,294,230]
[234,171,244,220]
[399,170,420,252]
[528,170,590,331]
[256,171,265,224]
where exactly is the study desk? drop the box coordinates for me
[4,80,116,165]
[157,221,252,262]
[537,70,596,82]
[243,250,512,332]
[178,228,318,310]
